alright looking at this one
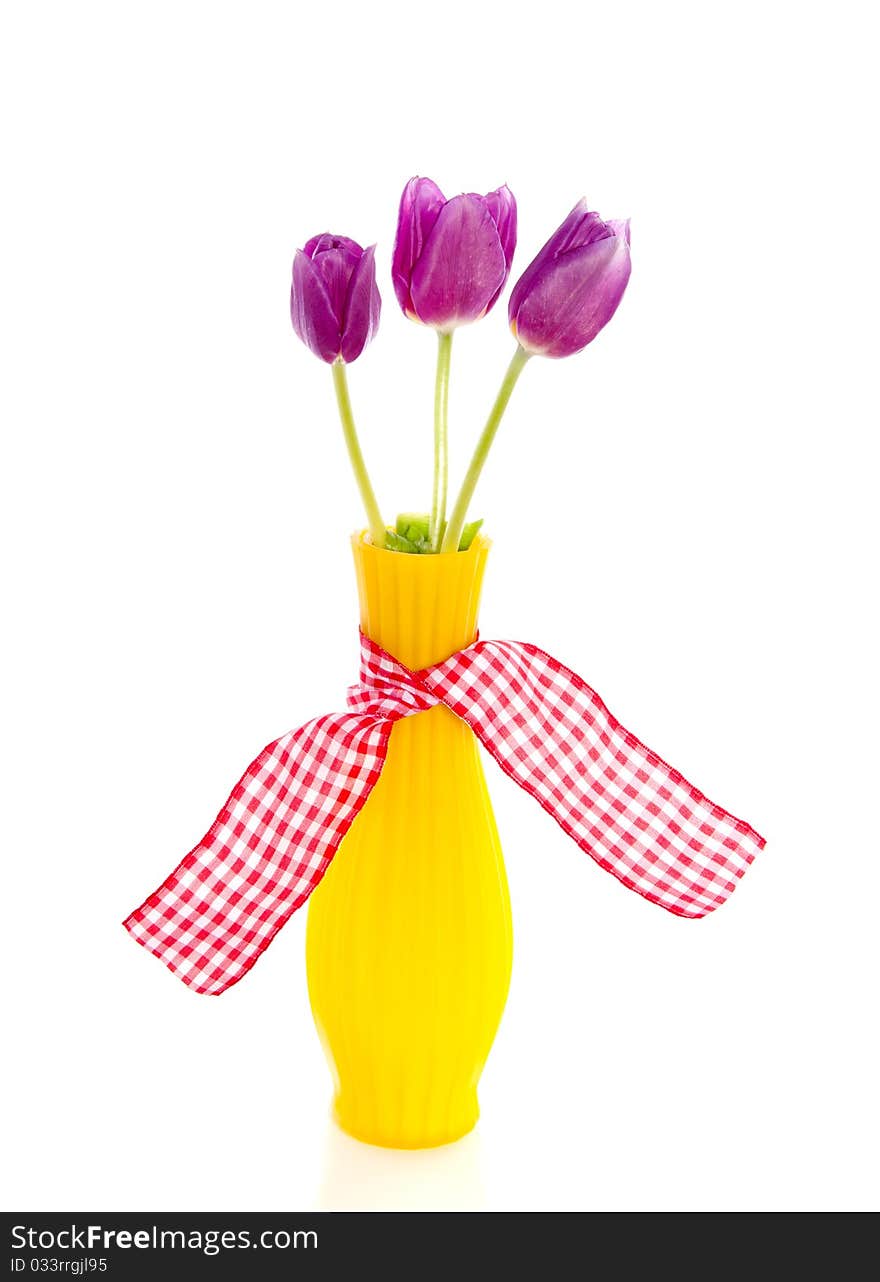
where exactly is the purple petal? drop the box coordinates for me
[483,184,517,311]
[511,232,631,358]
[409,193,507,329]
[553,204,614,253]
[340,244,381,363]
[484,184,517,270]
[290,249,342,363]
[391,176,446,316]
[304,235,363,326]
[607,218,631,247]
[304,233,364,263]
[507,199,614,322]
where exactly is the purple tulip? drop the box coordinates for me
[392,177,517,331]
[508,202,631,358]
[290,234,380,363]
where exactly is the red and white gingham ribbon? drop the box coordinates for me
[124,634,765,995]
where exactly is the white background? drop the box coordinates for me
[2,0,877,1213]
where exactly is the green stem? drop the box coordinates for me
[331,360,386,548]
[441,345,531,553]
[430,330,453,551]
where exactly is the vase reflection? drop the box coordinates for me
[317,1118,486,1211]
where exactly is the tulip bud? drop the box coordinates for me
[508,202,631,358]
[392,177,517,331]
[290,234,380,363]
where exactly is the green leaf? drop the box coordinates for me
[396,512,430,541]
[458,518,483,551]
[386,513,483,553]
[383,530,421,554]
[390,512,432,553]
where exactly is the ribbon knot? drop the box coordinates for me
[125,633,765,996]
[345,639,438,719]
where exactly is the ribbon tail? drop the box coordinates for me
[123,711,392,995]
[422,640,766,918]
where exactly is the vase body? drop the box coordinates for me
[306,533,513,1149]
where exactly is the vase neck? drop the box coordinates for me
[351,533,490,671]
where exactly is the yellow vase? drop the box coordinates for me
[306,532,513,1149]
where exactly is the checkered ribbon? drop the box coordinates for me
[124,634,765,995]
